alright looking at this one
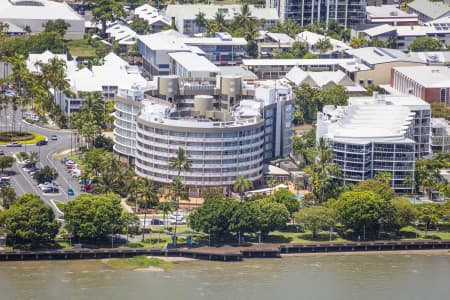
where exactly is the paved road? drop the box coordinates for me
[2,111,82,217]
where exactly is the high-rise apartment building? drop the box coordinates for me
[266,0,367,28]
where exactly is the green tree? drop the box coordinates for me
[253,198,290,236]
[409,37,442,52]
[417,203,440,234]
[120,212,140,242]
[271,188,300,219]
[91,0,126,37]
[0,156,15,175]
[136,177,158,240]
[233,175,253,198]
[0,194,58,248]
[294,206,335,238]
[0,186,16,209]
[130,18,150,34]
[350,37,368,49]
[315,38,333,54]
[33,166,58,184]
[430,102,450,119]
[368,38,385,48]
[229,201,259,237]
[386,36,397,49]
[188,198,238,238]
[305,138,341,202]
[390,197,417,235]
[303,52,319,59]
[352,179,396,201]
[335,191,395,236]
[290,41,309,58]
[169,147,192,177]
[43,19,71,37]
[63,193,123,240]
[158,202,174,229]
[194,12,207,29]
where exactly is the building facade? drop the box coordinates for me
[390,66,450,105]
[266,0,367,28]
[114,75,294,194]
[317,94,431,193]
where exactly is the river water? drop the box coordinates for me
[1,252,449,300]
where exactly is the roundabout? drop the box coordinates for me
[0,131,46,145]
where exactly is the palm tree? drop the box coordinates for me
[158,201,174,229]
[386,36,397,49]
[305,138,341,202]
[168,147,191,239]
[39,57,68,108]
[169,147,192,177]
[233,175,253,199]
[213,12,227,32]
[136,177,158,241]
[194,12,207,30]
[79,93,105,125]
[166,177,188,237]
[315,38,333,54]
[236,3,253,28]
[80,121,99,150]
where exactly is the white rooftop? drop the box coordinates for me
[285,66,364,92]
[26,50,77,74]
[345,47,425,65]
[409,51,450,64]
[266,32,295,43]
[296,31,351,52]
[366,5,417,19]
[319,103,415,143]
[68,52,149,92]
[168,52,219,72]
[138,30,189,51]
[182,36,247,46]
[134,4,170,25]
[106,22,137,42]
[242,58,356,66]
[349,94,430,110]
[165,4,279,21]
[0,0,83,21]
[392,66,450,88]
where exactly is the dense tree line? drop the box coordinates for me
[188,188,298,238]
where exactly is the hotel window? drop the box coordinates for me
[440,88,446,103]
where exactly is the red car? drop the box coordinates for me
[66,164,77,170]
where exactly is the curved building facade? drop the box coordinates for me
[134,102,265,189]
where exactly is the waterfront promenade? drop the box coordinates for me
[0,239,449,262]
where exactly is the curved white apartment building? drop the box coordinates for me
[134,99,265,188]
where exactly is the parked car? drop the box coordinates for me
[6,142,22,147]
[66,164,77,170]
[61,157,70,164]
[150,219,164,225]
[67,188,75,196]
[50,135,58,140]
[0,149,4,155]
[36,140,48,146]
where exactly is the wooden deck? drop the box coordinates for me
[0,239,448,262]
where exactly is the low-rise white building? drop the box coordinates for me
[285,66,366,94]
[133,4,170,33]
[0,0,85,39]
[296,31,351,57]
[168,52,220,78]
[366,5,419,26]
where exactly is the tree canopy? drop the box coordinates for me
[409,37,442,52]
[63,193,123,240]
[0,194,59,248]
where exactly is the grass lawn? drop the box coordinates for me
[106,255,173,271]
[122,236,172,249]
[67,39,97,58]
[264,231,350,244]
[0,133,46,145]
[53,200,65,212]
